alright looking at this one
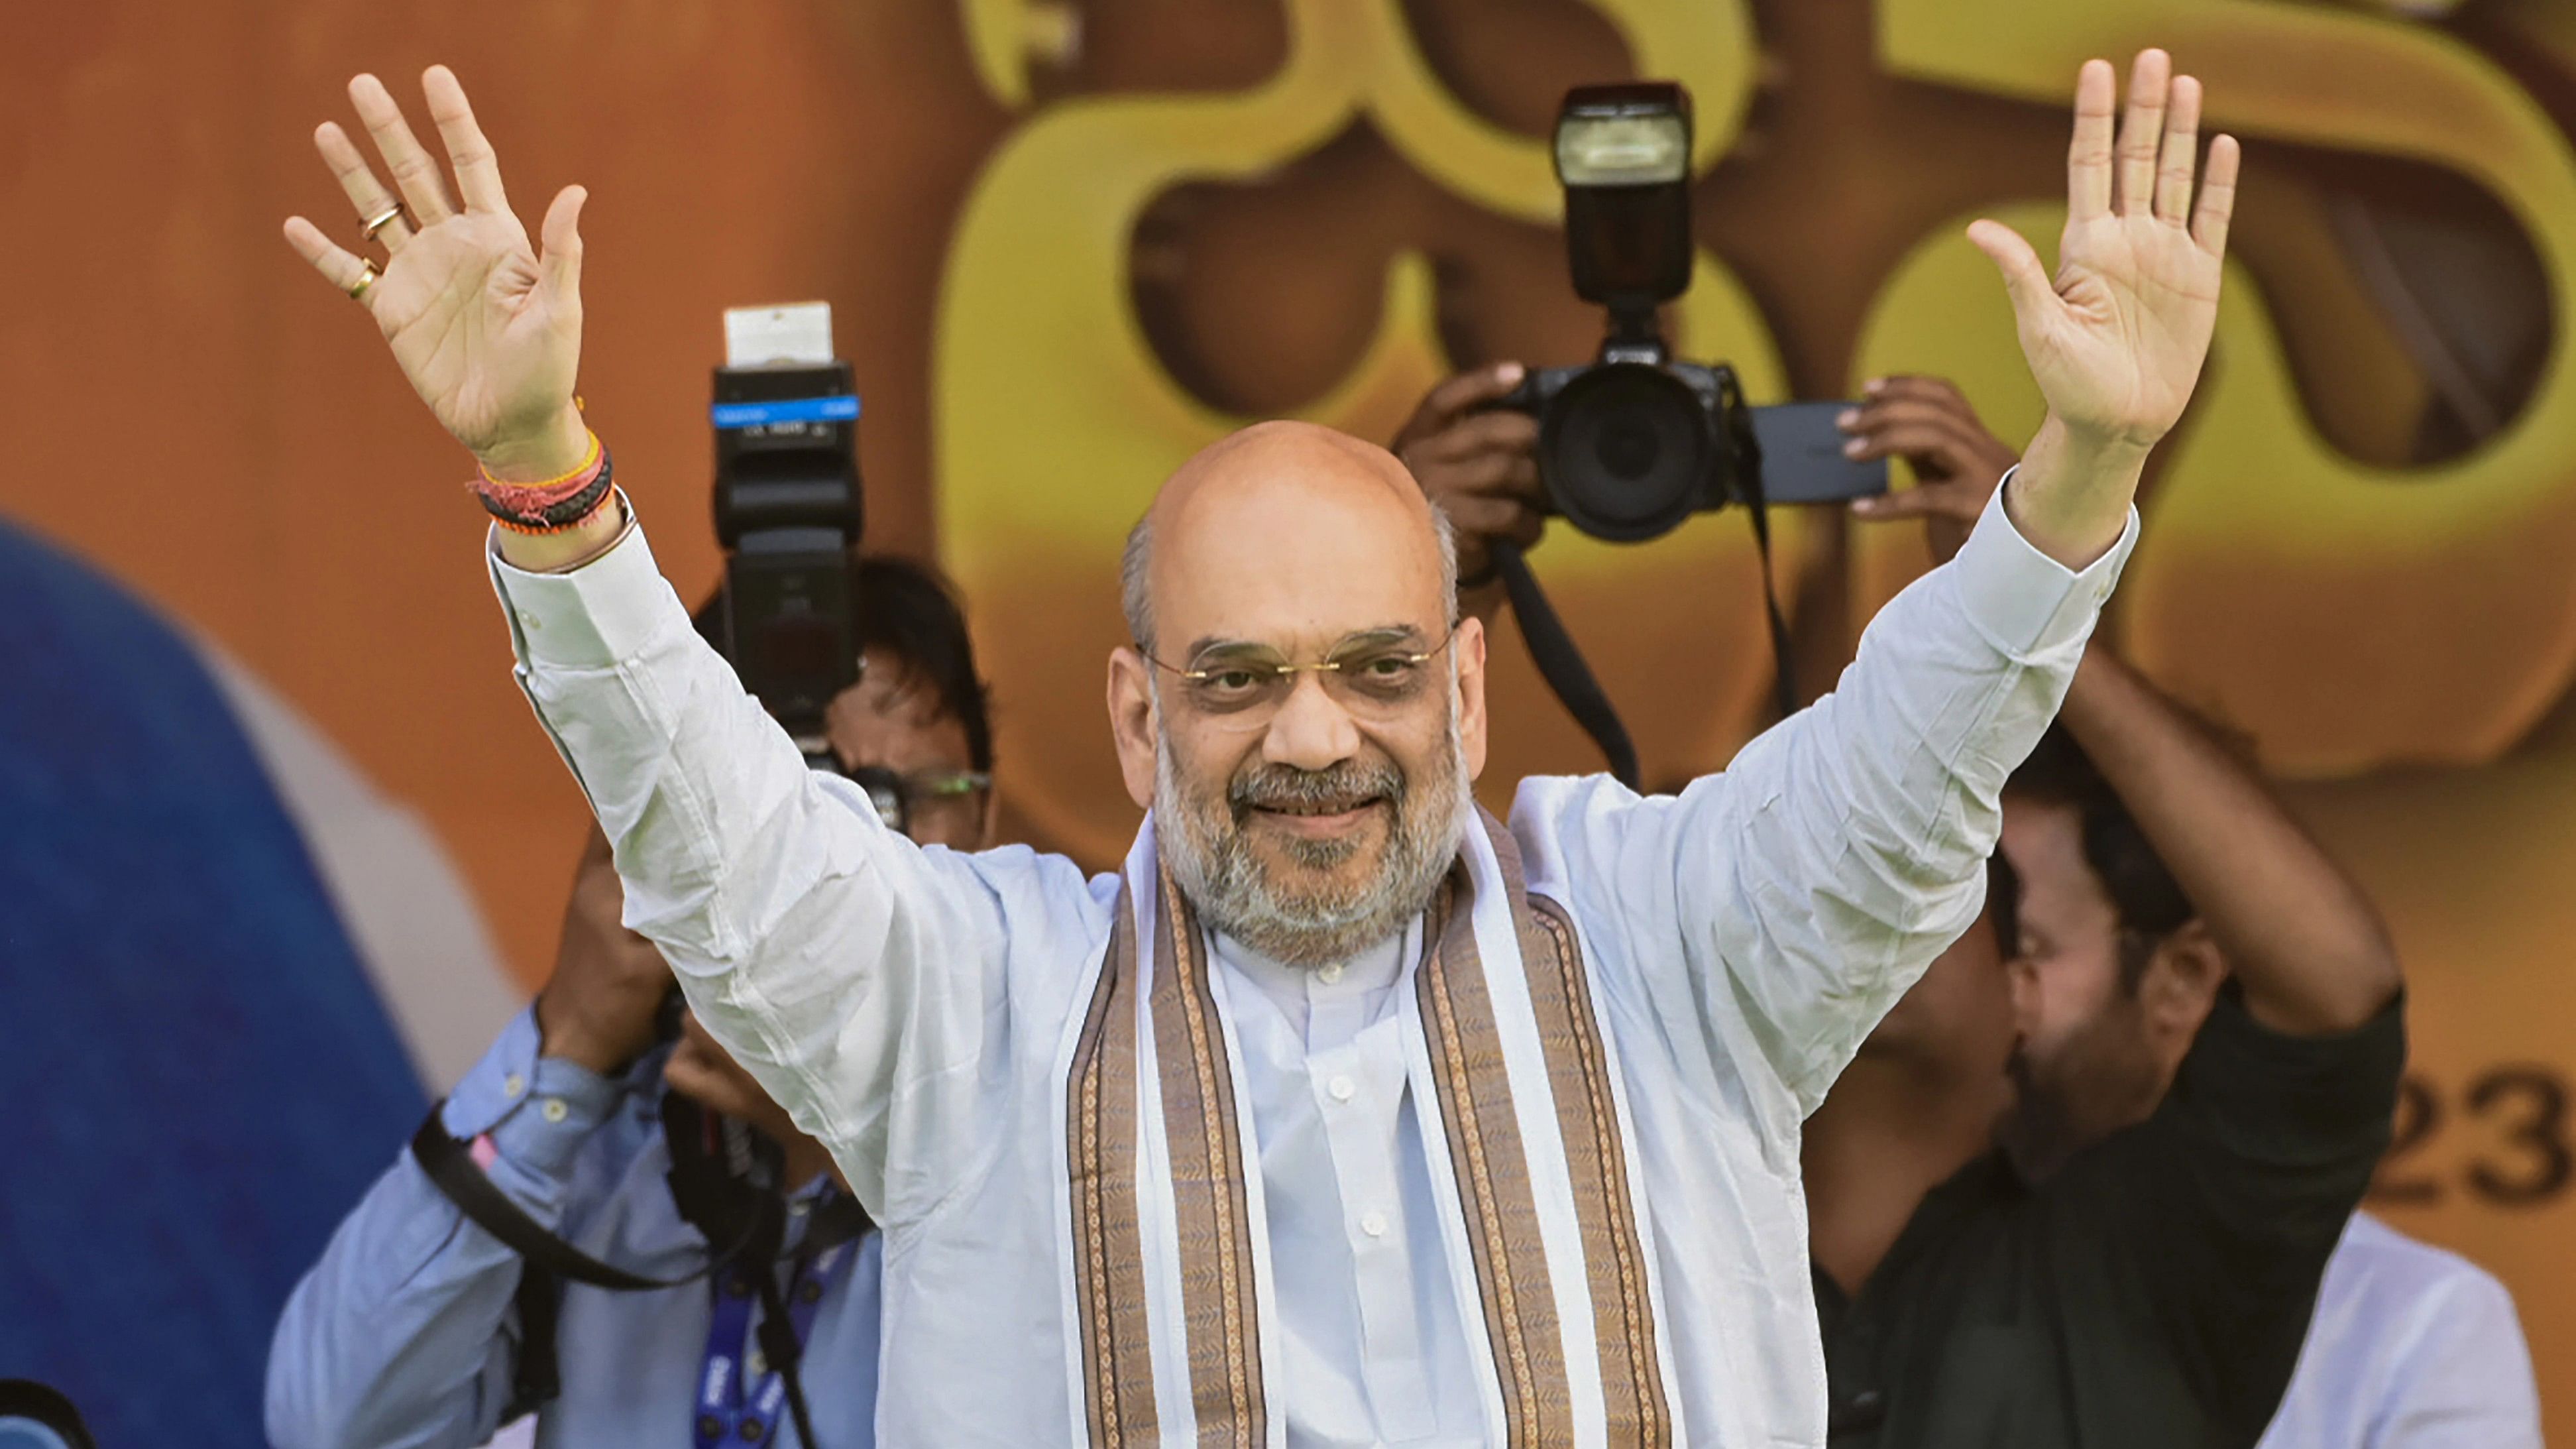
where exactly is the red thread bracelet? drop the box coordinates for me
[471,431,604,514]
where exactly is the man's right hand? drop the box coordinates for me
[1392,363,1546,590]
[282,67,600,539]
[532,829,673,1077]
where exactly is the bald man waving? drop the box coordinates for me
[285,50,2236,1449]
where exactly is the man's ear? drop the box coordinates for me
[1107,647,1158,810]
[1455,615,1489,780]
[2139,919,2226,1057]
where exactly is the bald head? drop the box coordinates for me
[1122,421,1456,656]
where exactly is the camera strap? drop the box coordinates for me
[1720,365,1803,728]
[692,1236,855,1449]
[1492,511,1798,794]
[1744,502,1799,725]
[411,1100,741,1291]
[1490,541,1641,789]
[413,1097,869,1431]
[501,1262,563,1424]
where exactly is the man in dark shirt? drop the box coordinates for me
[1787,376,2406,1446]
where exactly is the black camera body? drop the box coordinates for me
[710,355,864,750]
[1495,357,1760,544]
[1491,82,1881,548]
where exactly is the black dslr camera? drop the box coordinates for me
[1494,83,1883,542]
[711,303,865,756]
[1477,85,1884,786]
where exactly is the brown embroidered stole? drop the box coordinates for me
[1064,819,1667,1444]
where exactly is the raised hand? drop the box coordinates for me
[1970,50,2239,567]
[282,67,590,483]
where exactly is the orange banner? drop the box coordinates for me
[3,0,2568,1432]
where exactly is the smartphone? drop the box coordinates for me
[1749,400,1888,504]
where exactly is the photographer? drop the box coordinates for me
[265,557,995,1449]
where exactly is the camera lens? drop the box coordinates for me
[1596,409,1664,480]
[1538,363,1712,543]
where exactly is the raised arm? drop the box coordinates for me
[1845,372,2400,1035]
[1539,52,2237,1112]
[2060,653,2400,1031]
[278,68,1031,1218]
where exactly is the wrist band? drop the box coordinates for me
[478,430,602,491]
[473,437,616,534]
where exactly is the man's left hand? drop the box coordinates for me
[1970,49,2238,567]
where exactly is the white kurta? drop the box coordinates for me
[487,488,2132,1448]
[2255,1212,2542,1449]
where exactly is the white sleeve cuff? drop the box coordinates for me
[485,519,691,670]
[1949,467,2138,659]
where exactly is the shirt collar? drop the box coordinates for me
[1209,918,1418,1039]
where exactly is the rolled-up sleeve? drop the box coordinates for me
[486,522,1018,1222]
[1523,481,2135,1116]
[266,1010,610,1449]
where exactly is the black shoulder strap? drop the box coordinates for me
[1718,367,1800,727]
[1492,540,1642,790]
[499,1265,563,1422]
[410,1098,727,1291]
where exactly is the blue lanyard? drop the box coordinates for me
[691,1236,851,1449]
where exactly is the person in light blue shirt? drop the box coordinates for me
[266,559,998,1449]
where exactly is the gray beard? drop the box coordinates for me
[1156,706,1469,970]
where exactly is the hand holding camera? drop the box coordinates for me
[1392,363,1546,585]
[1841,377,2023,565]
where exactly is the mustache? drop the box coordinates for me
[1228,758,1406,817]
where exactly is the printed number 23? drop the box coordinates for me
[2372,1068,2573,1208]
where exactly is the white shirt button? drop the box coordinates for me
[1359,1210,1388,1238]
[1317,962,1345,985]
[502,1072,526,1099]
[541,1098,569,1124]
[518,612,543,634]
[1328,1074,1356,1103]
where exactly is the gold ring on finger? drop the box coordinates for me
[359,201,409,244]
[347,259,380,302]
